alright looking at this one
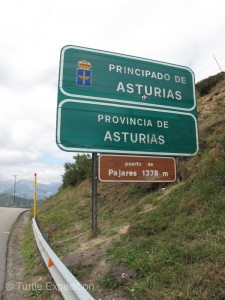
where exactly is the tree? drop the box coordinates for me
[62,154,92,188]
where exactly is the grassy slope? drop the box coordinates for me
[23,73,225,300]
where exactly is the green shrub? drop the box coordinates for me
[62,154,92,188]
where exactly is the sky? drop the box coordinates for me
[0,0,225,184]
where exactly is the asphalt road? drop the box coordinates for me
[0,207,28,299]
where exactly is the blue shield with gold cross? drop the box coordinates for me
[76,60,92,87]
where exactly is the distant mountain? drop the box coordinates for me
[0,193,33,207]
[0,180,61,201]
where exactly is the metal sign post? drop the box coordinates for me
[92,153,98,231]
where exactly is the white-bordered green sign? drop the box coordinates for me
[58,45,196,112]
[56,99,199,156]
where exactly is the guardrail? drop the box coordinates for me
[32,218,95,300]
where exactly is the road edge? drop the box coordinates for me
[2,209,30,299]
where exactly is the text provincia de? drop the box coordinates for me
[98,114,169,145]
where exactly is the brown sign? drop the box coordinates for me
[99,155,176,182]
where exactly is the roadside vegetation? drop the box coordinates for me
[61,154,92,188]
[22,72,225,299]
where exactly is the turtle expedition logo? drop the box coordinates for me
[76,60,92,87]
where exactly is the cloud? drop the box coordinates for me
[0,77,73,183]
[0,0,225,183]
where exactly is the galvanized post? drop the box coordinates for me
[92,153,98,231]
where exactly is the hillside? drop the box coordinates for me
[23,72,225,300]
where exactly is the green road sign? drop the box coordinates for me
[56,99,199,156]
[58,46,196,112]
